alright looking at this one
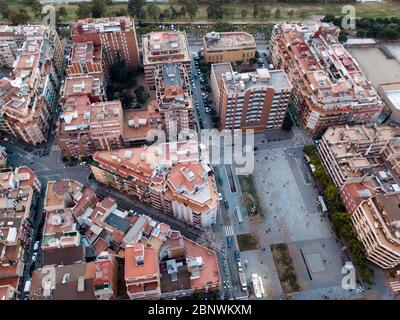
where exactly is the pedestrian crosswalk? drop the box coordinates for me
[224,225,234,237]
[51,144,60,152]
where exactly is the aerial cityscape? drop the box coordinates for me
[1,0,400,304]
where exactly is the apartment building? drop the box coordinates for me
[0,25,62,145]
[318,124,400,188]
[41,180,85,265]
[271,22,383,133]
[0,25,63,75]
[155,63,194,140]
[351,194,400,269]
[164,162,219,228]
[211,63,292,131]
[57,27,163,159]
[71,17,140,74]
[0,167,40,297]
[90,141,219,228]
[29,262,98,300]
[0,61,57,145]
[142,31,191,90]
[26,180,220,300]
[318,124,400,269]
[203,31,256,64]
[158,233,221,298]
[122,100,163,147]
[91,141,198,206]
[65,42,104,84]
[93,251,118,300]
[125,243,161,299]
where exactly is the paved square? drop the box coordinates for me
[305,253,326,273]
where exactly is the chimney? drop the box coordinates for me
[77,276,85,292]
[43,279,52,297]
[135,255,144,266]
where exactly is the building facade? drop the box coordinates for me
[203,32,256,64]
[72,17,140,74]
[270,22,383,133]
[211,63,292,131]
[155,63,194,140]
[142,31,191,91]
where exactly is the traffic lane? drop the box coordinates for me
[1,140,58,171]
[191,61,212,129]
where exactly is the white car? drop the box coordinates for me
[33,241,40,251]
[237,261,243,272]
[218,193,223,201]
[31,252,38,263]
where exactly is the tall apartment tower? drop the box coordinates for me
[155,63,194,141]
[142,31,191,91]
[270,22,383,133]
[211,63,292,131]
[72,17,140,74]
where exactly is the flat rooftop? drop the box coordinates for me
[386,90,400,111]
[204,32,256,51]
[143,31,190,65]
[162,63,181,86]
[223,69,291,93]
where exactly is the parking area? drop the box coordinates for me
[348,46,400,88]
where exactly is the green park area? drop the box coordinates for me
[2,0,400,25]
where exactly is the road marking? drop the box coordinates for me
[51,144,59,152]
[224,225,234,236]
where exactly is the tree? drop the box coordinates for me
[76,3,92,19]
[0,2,11,20]
[58,6,68,18]
[274,8,281,19]
[253,3,259,18]
[146,3,161,21]
[224,7,236,19]
[134,86,149,105]
[128,0,145,18]
[162,8,171,20]
[114,8,128,17]
[185,0,198,20]
[91,0,106,18]
[338,30,348,43]
[170,6,179,20]
[179,6,186,18]
[31,0,42,18]
[241,9,248,19]
[259,7,270,20]
[10,9,30,25]
[207,4,223,20]
[287,9,295,18]
[282,112,293,131]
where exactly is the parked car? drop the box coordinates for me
[224,200,229,209]
[227,237,233,248]
[234,250,240,261]
[237,261,243,272]
[33,241,40,251]
[31,252,38,263]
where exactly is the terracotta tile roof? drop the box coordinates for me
[125,243,158,279]
[29,262,97,300]
[43,245,85,266]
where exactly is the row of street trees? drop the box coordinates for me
[303,145,375,285]
[323,15,400,41]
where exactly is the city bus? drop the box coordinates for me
[236,206,243,224]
